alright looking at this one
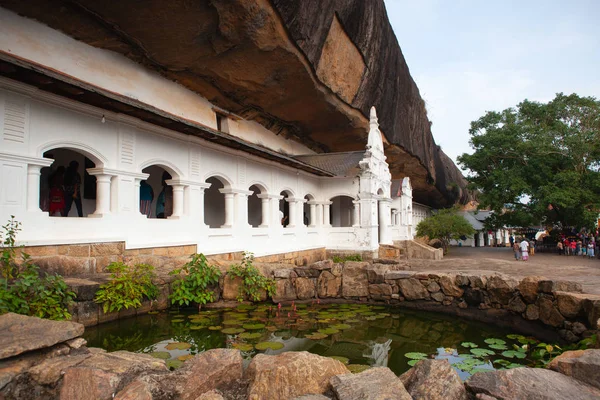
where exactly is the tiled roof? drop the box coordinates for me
[294,151,366,177]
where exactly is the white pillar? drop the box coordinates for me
[378,198,392,245]
[134,178,144,217]
[26,164,42,212]
[316,203,323,226]
[352,200,360,227]
[91,174,112,217]
[308,202,317,227]
[222,192,235,228]
[233,190,252,229]
[257,194,270,227]
[478,231,484,247]
[323,202,331,227]
[286,198,299,228]
[169,185,185,219]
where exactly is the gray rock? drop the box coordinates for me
[292,395,331,400]
[439,275,464,297]
[330,367,412,400]
[486,275,518,305]
[273,268,298,279]
[341,262,370,297]
[466,367,600,399]
[431,292,445,302]
[397,278,429,300]
[548,349,600,390]
[384,270,414,280]
[507,296,526,313]
[0,313,84,360]
[538,280,583,294]
[523,304,539,320]
[537,296,565,327]
[400,359,467,400]
[426,281,440,293]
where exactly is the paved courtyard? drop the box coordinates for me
[409,246,600,295]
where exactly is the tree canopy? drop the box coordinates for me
[415,208,475,253]
[458,93,600,230]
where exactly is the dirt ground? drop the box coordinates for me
[409,246,600,295]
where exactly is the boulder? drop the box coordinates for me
[317,271,341,298]
[466,367,600,399]
[366,263,389,284]
[368,284,392,298]
[468,274,487,290]
[547,349,600,390]
[384,271,414,280]
[28,353,91,385]
[537,296,565,327]
[0,313,84,360]
[555,292,585,319]
[341,262,369,298]
[309,260,333,271]
[196,390,225,400]
[426,281,440,293]
[273,268,298,279]
[399,359,467,400]
[294,267,320,278]
[330,367,411,400]
[296,277,317,299]
[507,296,526,313]
[164,348,242,400]
[539,280,583,294]
[59,351,167,400]
[397,278,429,300]
[431,292,444,302]
[582,296,600,328]
[523,304,539,321]
[517,276,543,304]
[463,288,485,307]
[273,279,297,302]
[222,275,244,301]
[486,275,518,305]
[292,395,331,400]
[114,379,153,400]
[246,351,349,400]
[439,275,464,297]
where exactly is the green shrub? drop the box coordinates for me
[0,216,75,320]
[169,254,220,307]
[94,262,158,313]
[332,254,363,263]
[228,252,276,302]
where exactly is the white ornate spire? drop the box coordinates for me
[367,106,383,154]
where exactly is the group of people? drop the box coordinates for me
[41,160,84,217]
[556,236,597,259]
[511,237,533,261]
[139,171,173,218]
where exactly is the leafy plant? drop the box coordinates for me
[0,217,75,320]
[415,207,475,253]
[228,252,275,302]
[169,254,221,307]
[94,262,158,313]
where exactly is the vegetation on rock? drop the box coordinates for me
[169,254,221,308]
[228,252,275,302]
[94,262,158,313]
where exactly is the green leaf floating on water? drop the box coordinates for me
[166,359,183,369]
[329,356,350,365]
[407,360,421,367]
[506,334,525,340]
[461,342,478,348]
[177,354,194,361]
[208,326,223,330]
[222,320,244,326]
[233,343,254,352]
[489,344,508,350]
[189,325,205,330]
[470,348,495,357]
[239,332,262,340]
[331,324,352,330]
[318,328,340,335]
[484,338,506,346]
[501,350,526,359]
[255,341,284,351]
[305,332,328,340]
[149,351,170,359]
[221,327,245,335]
[165,342,191,350]
[347,364,371,373]
[171,319,184,323]
[243,323,266,330]
[404,352,428,360]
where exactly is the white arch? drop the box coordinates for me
[39,140,107,167]
[204,173,233,188]
[139,159,184,179]
[247,180,269,193]
[279,187,296,197]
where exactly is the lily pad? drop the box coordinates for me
[221,327,245,335]
[305,332,328,340]
[166,359,184,369]
[222,320,244,326]
[208,325,223,331]
[347,364,371,373]
[232,343,254,352]
[171,319,185,323]
[177,354,194,361]
[329,356,350,364]
[239,332,262,340]
[331,324,352,330]
[318,328,340,335]
[489,344,508,350]
[501,350,526,359]
[484,338,507,346]
[461,342,478,348]
[404,352,428,360]
[243,323,266,330]
[470,348,495,357]
[407,359,421,367]
[165,342,191,350]
[255,341,284,351]
[149,351,170,359]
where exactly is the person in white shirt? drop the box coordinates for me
[520,239,530,261]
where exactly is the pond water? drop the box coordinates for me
[83,303,542,379]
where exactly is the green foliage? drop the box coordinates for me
[332,254,363,263]
[0,217,75,320]
[169,254,221,306]
[228,252,275,302]
[94,262,158,314]
[415,207,475,252]
[458,93,600,230]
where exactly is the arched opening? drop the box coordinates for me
[205,176,226,228]
[141,165,173,218]
[303,194,314,227]
[248,184,264,228]
[330,195,354,227]
[279,190,292,227]
[41,148,97,217]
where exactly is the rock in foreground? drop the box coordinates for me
[548,349,600,390]
[399,359,467,400]
[246,351,349,400]
[330,367,411,400]
[466,367,600,400]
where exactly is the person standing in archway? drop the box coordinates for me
[139,180,154,217]
[48,166,65,216]
[63,161,83,217]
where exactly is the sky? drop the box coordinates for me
[383,0,600,168]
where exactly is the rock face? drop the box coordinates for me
[341,262,369,298]
[0,0,470,207]
[330,367,412,400]
[0,313,84,359]
[466,367,600,400]
[246,351,349,400]
[399,359,467,400]
[548,349,600,390]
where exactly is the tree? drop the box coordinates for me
[458,93,600,230]
[415,208,475,253]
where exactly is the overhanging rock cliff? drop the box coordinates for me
[0,0,471,207]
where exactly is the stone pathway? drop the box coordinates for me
[409,246,600,295]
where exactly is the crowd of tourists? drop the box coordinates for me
[555,234,597,259]
[40,160,84,217]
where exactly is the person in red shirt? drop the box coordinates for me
[569,240,576,256]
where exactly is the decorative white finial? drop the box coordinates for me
[370,106,378,125]
[367,105,383,153]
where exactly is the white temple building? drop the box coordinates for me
[0,8,429,261]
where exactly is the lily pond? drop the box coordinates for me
[83,303,550,379]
